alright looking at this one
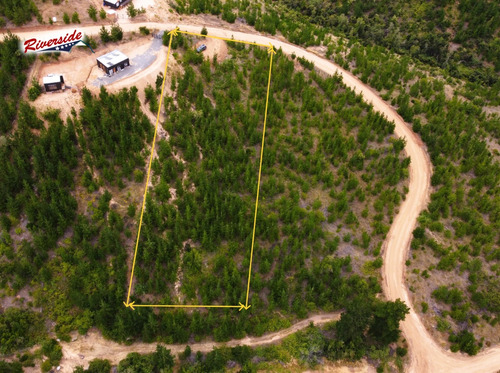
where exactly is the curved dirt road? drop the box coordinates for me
[6,22,500,372]
[59,313,340,370]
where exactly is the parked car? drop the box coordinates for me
[196,44,207,53]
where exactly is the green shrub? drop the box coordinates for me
[181,345,191,360]
[0,360,23,373]
[134,169,144,183]
[28,79,42,101]
[41,339,62,366]
[139,26,150,35]
[144,84,156,102]
[396,347,407,357]
[88,5,97,21]
[432,286,463,305]
[99,26,110,43]
[62,12,70,24]
[163,29,185,49]
[87,359,111,373]
[71,12,80,23]
[0,308,45,354]
[448,330,481,356]
[86,36,97,50]
[127,203,136,218]
[127,3,137,18]
[0,214,12,231]
[298,56,314,70]
[221,5,236,23]
[374,257,383,268]
[110,24,123,41]
[41,360,52,373]
[155,72,163,94]
[436,316,451,332]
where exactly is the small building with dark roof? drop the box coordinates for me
[43,74,65,92]
[103,0,132,9]
[96,50,130,76]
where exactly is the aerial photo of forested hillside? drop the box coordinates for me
[0,0,499,372]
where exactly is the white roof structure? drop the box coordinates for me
[96,50,128,68]
[43,74,63,85]
[106,0,120,4]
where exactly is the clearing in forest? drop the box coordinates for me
[124,28,275,311]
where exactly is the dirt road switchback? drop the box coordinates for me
[167,24,500,373]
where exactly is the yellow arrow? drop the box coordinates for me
[175,28,268,48]
[124,30,274,311]
[168,27,180,37]
[239,302,251,311]
[124,303,250,310]
[123,301,136,310]
[125,30,175,307]
[267,42,276,55]
[245,44,274,309]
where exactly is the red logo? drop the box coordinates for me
[21,29,93,54]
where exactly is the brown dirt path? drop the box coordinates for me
[56,313,340,371]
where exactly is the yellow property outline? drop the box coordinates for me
[124,28,275,312]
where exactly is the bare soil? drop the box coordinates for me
[36,36,154,91]
[31,89,82,123]
[32,0,106,27]
[303,362,375,373]
[195,36,228,62]
[483,106,500,116]
[31,33,173,121]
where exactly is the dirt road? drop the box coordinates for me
[58,313,340,370]
[5,21,500,373]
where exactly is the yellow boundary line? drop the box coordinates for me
[124,29,175,309]
[179,30,269,48]
[245,48,275,308]
[124,28,275,311]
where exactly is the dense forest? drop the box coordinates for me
[279,0,500,73]
[321,25,500,354]
[170,0,500,356]
[1,0,498,369]
[0,30,412,371]
[0,33,35,134]
[130,35,411,335]
[0,0,40,26]
[173,0,500,97]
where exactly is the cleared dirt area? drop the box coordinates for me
[30,33,169,118]
[31,88,82,122]
[195,36,228,62]
[30,0,106,27]
[37,36,154,91]
[483,106,500,116]
[304,363,375,373]
[133,0,157,9]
